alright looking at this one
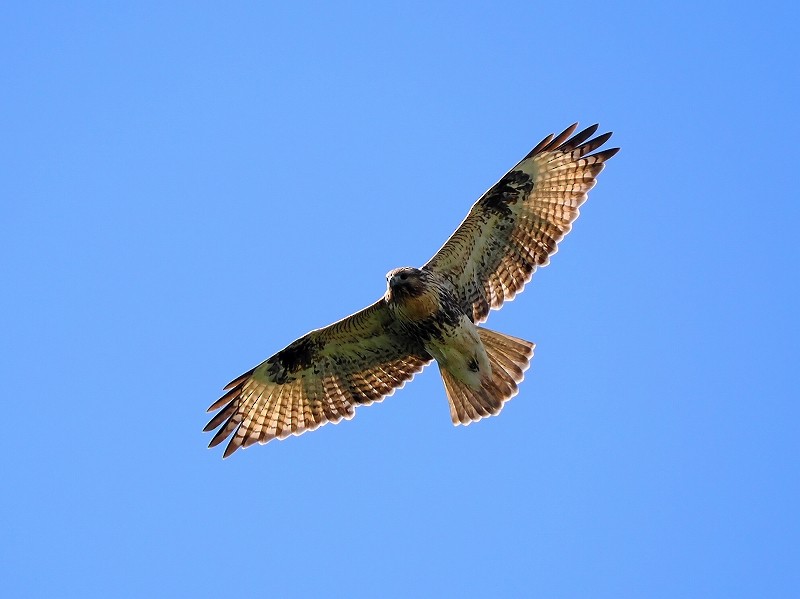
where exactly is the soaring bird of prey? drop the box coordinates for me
[205,123,618,457]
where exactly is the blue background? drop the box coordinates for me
[2,2,798,597]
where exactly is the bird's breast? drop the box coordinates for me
[398,287,440,321]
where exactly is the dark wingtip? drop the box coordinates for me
[207,386,239,412]
[548,123,579,150]
[222,440,239,459]
[208,424,231,449]
[558,123,599,152]
[528,122,580,157]
[223,367,255,391]
[596,147,621,160]
[528,133,555,157]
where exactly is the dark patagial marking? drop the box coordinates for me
[467,356,480,372]
[479,169,533,216]
[266,336,321,383]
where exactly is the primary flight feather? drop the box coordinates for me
[205,123,618,457]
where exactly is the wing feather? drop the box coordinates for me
[424,124,618,322]
[205,299,432,457]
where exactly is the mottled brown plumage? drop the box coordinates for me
[425,123,618,323]
[205,124,618,457]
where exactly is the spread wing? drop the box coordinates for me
[204,299,431,458]
[424,123,619,323]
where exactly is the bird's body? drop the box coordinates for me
[425,316,489,391]
[204,123,618,457]
[385,267,495,392]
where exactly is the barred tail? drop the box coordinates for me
[440,327,535,425]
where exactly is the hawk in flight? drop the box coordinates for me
[205,123,618,457]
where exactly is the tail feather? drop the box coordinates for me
[440,327,535,425]
[441,370,500,423]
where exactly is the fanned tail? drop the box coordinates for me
[440,327,535,425]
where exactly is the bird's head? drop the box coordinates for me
[385,266,426,300]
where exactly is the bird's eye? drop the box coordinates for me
[400,273,408,280]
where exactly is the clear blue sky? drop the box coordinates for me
[2,2,798,597]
